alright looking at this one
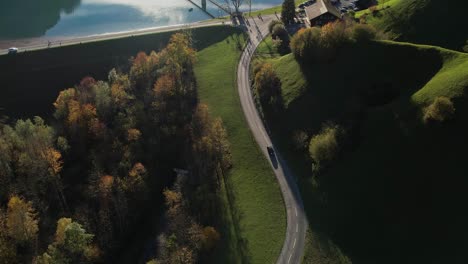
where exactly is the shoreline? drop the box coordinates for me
[0,0,287,51]
[0,18,225,50]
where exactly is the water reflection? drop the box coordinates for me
[0,0,81,39]
[45,0,212,38]
[0,0,282,40]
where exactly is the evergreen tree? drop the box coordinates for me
[281,0,296,24]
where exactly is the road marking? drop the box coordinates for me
[293,238,296,249]
[296,224,298,233]
[288,253,293,264]
[295,207,297,217]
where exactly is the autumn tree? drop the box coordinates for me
[290,27,322,61]
[309,123,343,172]
[93,81,113,120]
[0,118,63,211]
[271,23,290,54]
[319,21,349,59]
[6,196,39,245]
[157,185,201,263]
[321,21,348,47]
[122,162,148,203]
[130,51,161,92]
[1,31,233,262]
[423,96,455,124]
[169,247,194,264]
[350,23,377,42]
[0,135,13,199]
[79,77,98,104]
[190,104,232,187]
[40,147,68,212]
[254,63,283,109]
[53,88,77,121]
[0,209,18,264]
[35,218,96,264]
[268,20,284,34]
[201,226,220,250]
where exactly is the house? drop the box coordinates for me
[305,0,342,26]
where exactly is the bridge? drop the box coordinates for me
[186,0,248,17]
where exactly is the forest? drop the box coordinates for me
[0,32,231,263]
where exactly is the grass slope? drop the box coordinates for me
[355,0,401,18]
[194,28,286,263]
[256,39,468,263]
[249,0,302,16]
[361,0,468,51]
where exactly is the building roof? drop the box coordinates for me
[305,0,341,21]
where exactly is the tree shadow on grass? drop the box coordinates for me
[0,26,244,120]
[210,169,252,264]
[265,40,462,263]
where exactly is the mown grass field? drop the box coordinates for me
[255,36,468,263]
[194,27,286,264]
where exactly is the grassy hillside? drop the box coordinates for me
[360,0,468,51]
[256,38,468,263]
[194,30,286,263]
[249,0,302,16]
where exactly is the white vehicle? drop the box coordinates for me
[8,47,18,54]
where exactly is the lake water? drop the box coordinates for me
[0,0,281,41]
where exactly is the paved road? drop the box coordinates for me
[0,19,230,55]
[237,15,308,264]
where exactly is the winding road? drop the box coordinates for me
[237,15,307,264]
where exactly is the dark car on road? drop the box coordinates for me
[267,146,279,168]
[267,146,275,156]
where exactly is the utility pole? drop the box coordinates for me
[202,0,207,10]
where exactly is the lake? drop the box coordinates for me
[0,0,281,41]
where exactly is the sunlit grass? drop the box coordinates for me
[194,26,286,264]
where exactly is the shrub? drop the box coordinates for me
[254,63,283,108]
[252,60,264,77]
[423,96,455,124]
[272,37,284,52]
[202,226,220,250]
[351,24,377,42]
[369,5,378,16]
[292,130,308,151]
[272,23,290,54]
[272,23,288,40]
[268,20,284,34]
[309,124,342,172]
[463,40,468,53]
[290,27,322,61]
[346,10,356,19]
[320,21,349,49]
[359,14,368,24]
